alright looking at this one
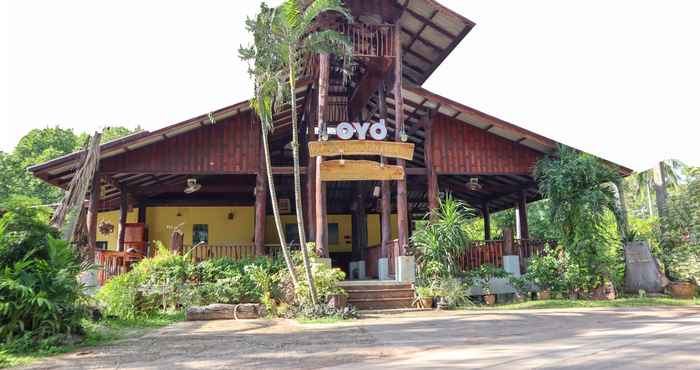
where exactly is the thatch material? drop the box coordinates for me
[51,132,101,242]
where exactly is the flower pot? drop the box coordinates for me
[514,293,526,303]
[590,281,616,301]
[327,294,348,309]
[669,282,697,299]
[418,297,434,309]
[484,294,496,305]
[537,289,551,300]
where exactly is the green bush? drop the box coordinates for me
[524,246,564,293]
[275,246,346,307]
[0,197,59,267]
[0,236,86,342]
[96,246,283,320]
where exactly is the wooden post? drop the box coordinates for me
[86,173,100,262]
[518,191,529,240]
[305,107,316,240]
[137,202,146,224]
[351,183,368,262]
[424,112,438,218]
[393,24,409,256]
[503,227,514,255]
[315,53,330,257]
[117,183,128,252]
[378,84,391,259]
[254,143,267,256]
[482,202,491,240]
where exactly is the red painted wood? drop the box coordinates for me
[101,111,260,174]
[431,113,543,174]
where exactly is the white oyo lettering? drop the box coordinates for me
[369,119,388,140]
[352,122,370,140]
[336,122,354,140]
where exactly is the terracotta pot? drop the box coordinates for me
[514,293,526,303]
[537,289,551,300]
[484,294,496,305]
[669,282,697,299]
[590,282,616,301]
[327,294,348,309]
[418,297,434,309]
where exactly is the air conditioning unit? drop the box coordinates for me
[279,198,291,214]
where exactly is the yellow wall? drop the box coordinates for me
[96,209,138,249]
[98,206,398,252]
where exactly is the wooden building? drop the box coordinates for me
[29,0,630,285]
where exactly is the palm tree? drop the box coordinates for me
[240,4,299,288]
[265,0,354,305]
[635,159,686,218]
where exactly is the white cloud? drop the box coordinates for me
[2,0,699,171]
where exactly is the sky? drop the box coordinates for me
[1,0,699,172]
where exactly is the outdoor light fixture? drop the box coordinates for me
[467,177,482,191]
[372,185,381,198]
[227,211,235,220]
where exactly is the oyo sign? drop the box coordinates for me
[321,119,388,140]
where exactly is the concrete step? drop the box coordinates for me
[344,288,415,299]
[348,297,416,310]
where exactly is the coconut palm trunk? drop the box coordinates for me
[287,51,318,305]
[260,121,299,287]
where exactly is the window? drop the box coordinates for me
[285,224,300,246]
[328,223,339,245]
[96,241,108,250]
[193,224,208,244]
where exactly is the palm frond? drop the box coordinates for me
[301,0,353,30]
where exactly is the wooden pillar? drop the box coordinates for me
[503,227,514,255]
[137,202,146,224]
[378,83,391,259]
[393,23,409,256]
[254,143,268,256]
[424,112,438,218]
[315,53,330,257]
[518,191,530,240]
[305,111,316,240]
[86,173,100,262]
[351,184,368,262]
[482,202,491,240]
[117,183,128,252]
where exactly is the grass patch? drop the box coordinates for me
[0,312,184,369]
[467,297,700,310]
[295,316,349,325]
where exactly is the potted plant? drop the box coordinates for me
[414,286,435,309]
[508,275,528,303]
[482,283,496,305]
[524,247,562,300]
[665,245,699,299]
[470,264,506,306]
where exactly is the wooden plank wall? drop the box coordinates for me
[101,111,260,174]
[431,113,543,174]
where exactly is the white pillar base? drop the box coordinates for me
[378,258,390,280]
[503,255,521,277]
[79,270,99,296]
[349,260,366,280]
[396,255,416,283]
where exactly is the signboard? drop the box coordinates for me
[308,140,414,160]
[319,160,404,181]
[315,119,388,140]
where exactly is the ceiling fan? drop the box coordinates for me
[184,178,202,194]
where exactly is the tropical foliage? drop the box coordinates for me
[535,145,624,291]
[412,194,473,283]
[0,203,87,343]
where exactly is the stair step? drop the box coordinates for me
[349,298,415,310]
[346,290,414,299]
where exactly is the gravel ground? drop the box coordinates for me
[20,306,700,370]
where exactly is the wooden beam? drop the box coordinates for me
[348,58,393,121]
[308,140,414,160]
[87,173,100,262]
[319,160,405,181]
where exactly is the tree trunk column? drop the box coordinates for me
[117,183,128,252]
[378,83,391,259]
[482,202,491,240]
[393,24,409,256]
[254,143,267,256]
[87,173,101,262]
[315,52,330,257]
[517,191,529,240]
[424,112,438,218]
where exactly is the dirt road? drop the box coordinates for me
[21,307,700,370]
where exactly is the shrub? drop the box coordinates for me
[287,304,358,321]
[524,246,564,293]
[276,246,346,307]
[0,197,58,267]
[468,264,508,296]
[0,236,86,342]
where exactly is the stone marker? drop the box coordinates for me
[186,303,266,321]
[624,241,669,294]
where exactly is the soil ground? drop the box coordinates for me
[20,306,700,370]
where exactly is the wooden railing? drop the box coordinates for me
[458,239,552,273]
[334,23,396,58]
[95,250,145,286]
[185,244,255,262]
